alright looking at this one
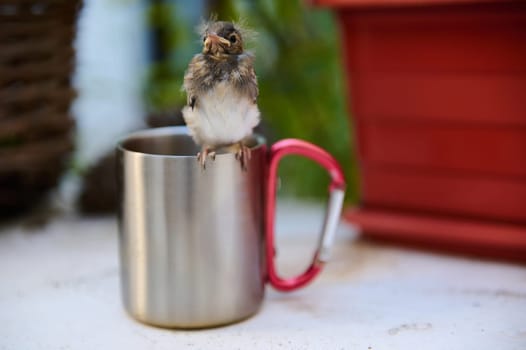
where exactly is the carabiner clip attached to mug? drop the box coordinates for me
[317,187,346,264]
[265,139,346,292]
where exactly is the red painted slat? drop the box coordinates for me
[354,74,526,125]
[361,124,526,177]
[361,165,526,222]
[344,207,526,262]
[313,0,504,7]
[340,5,526,73]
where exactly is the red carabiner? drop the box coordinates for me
[266,139,346,291]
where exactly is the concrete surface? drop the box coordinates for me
[1,201,525,350]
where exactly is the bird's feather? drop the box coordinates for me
[182,53,259,146]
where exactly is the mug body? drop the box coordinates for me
[117,126,266,328]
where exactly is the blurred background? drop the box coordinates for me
[2,0,525,262]
[0,0,357,220]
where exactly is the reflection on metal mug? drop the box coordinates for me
[116,126,345,328]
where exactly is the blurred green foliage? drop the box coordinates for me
[146,0,358,203]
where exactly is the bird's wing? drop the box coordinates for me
[237,53,258,104]
[183,54,207,110]
[247,66,259,104]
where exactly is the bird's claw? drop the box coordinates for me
[197,151,205,170]
[197,147,216,170]
[235,142,251,171]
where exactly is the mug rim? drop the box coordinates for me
[117,126,266,158]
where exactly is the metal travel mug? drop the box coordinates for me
[117,126,345,328]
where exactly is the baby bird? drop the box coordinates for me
[182,20,260,171]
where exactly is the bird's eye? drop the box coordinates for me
[229,35,237,43]
[203,36,206,42]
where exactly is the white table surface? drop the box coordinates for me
[1,201,525,350]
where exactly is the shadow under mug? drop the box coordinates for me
[117,126,346,328]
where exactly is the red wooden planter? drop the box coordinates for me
[313,0,526,261]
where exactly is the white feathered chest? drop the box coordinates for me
[182,80,260,147]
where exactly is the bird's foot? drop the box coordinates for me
[197,146,216,170]
[234,142,251,171]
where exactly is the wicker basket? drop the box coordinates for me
[0,0,80,216]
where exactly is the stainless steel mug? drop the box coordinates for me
[117,126,345,328]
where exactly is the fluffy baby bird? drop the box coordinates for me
[182,20,260,170]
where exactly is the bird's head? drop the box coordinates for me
[201,21,244,56]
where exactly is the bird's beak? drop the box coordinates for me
[204,33,231,48]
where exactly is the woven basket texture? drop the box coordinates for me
[0,0,80,216]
